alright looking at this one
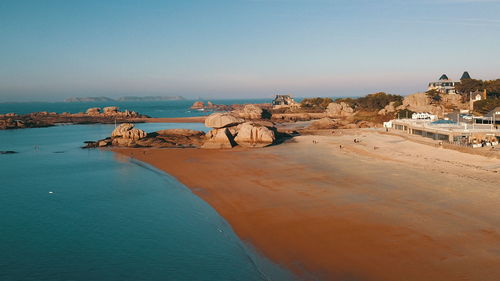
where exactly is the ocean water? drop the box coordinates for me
[0,99,272,118]
[0,122,296,281]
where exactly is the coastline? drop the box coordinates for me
[135,116,207,123]
[113,129,500,281]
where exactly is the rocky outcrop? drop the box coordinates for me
[326,102,354,117]
[307,117,338,130]
[86,125,205,148]
[441,94,468,110]
[205,113,244,129]
[103,106,119,115]
[402,93,429,108]
[111,123,135,138]
[190,101,234,111]
[378,102,397,115]
[190,101,205,109]
[400,93,445,117]
[156,129,205,137]
[233,122,275,147]
[233,104,264,119]
[110,123,147,145]
[356,120,376,128]
[199,112,280,149]
[1,107,149,130]
[86,107,101,115]
[105,123,147,147]
[202,128,236,149]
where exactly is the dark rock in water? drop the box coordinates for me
[82,141,98,149]
[0,151,17,154]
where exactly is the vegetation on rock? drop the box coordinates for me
[300,98,334,110]
[336,92,403,111]
[473,99,500,114]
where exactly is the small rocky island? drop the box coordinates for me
[85,104,288,149]
[0,107,149,130]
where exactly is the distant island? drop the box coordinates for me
[64,96,185,102]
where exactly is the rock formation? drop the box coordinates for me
[190,101,205,109]
[233,122,275,147]
[307,117,338,130]
[0,107,149,130]
[109,123,147,147]
[201,113,279,149]
[399,93,446,117]
[190,101,234,111]
[202,128,236,149]
[205,113,244,128]
[86,107,101,115]
[86,124,206,148]
[326,102,354,117]
[232,104,264,119]
[103,106,119,115]
[377,102,397,115]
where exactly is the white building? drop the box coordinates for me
[427,74,458,94]
[412,112,437,121]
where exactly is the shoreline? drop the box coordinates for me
[113,130,500,281]
[133,116,207,123]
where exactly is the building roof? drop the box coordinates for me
[460,71,471,80]
[439,74,449,80]
[486,107,500,117]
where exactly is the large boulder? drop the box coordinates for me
[122,128,147,140]
[326,102,354,117]
[401,93,446,117]
[157,129,205,137]
[307,117,338,130]
[234,122,275,147]
[112,138,135,147]
[202,128,236,149]
[86,107,101,115]
[111,123,146,140]
[111,123,134,137]
[205,113,244,128]
[356,120,375,128]
[103,106,119,115]
[234,104,264,119]
[441,94,468,110]
[377,102,396,115]
[191,101,204,109]
[402,93,429,108]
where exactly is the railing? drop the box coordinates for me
[392,120,500,134]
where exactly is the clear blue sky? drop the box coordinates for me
[1,0,500,101]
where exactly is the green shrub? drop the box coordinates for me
[473,98,500,114]
[337,92,403,111]
[300,97,334,109]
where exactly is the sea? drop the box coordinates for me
[0,100,297,281]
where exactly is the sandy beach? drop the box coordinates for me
[113,129,500,281]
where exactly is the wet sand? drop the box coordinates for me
[132,116,206,123]
[113,130,500,281]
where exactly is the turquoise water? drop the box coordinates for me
[0,123,296,281]
[0,99,272,118]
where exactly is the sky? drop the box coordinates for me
[1,0,500,102]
